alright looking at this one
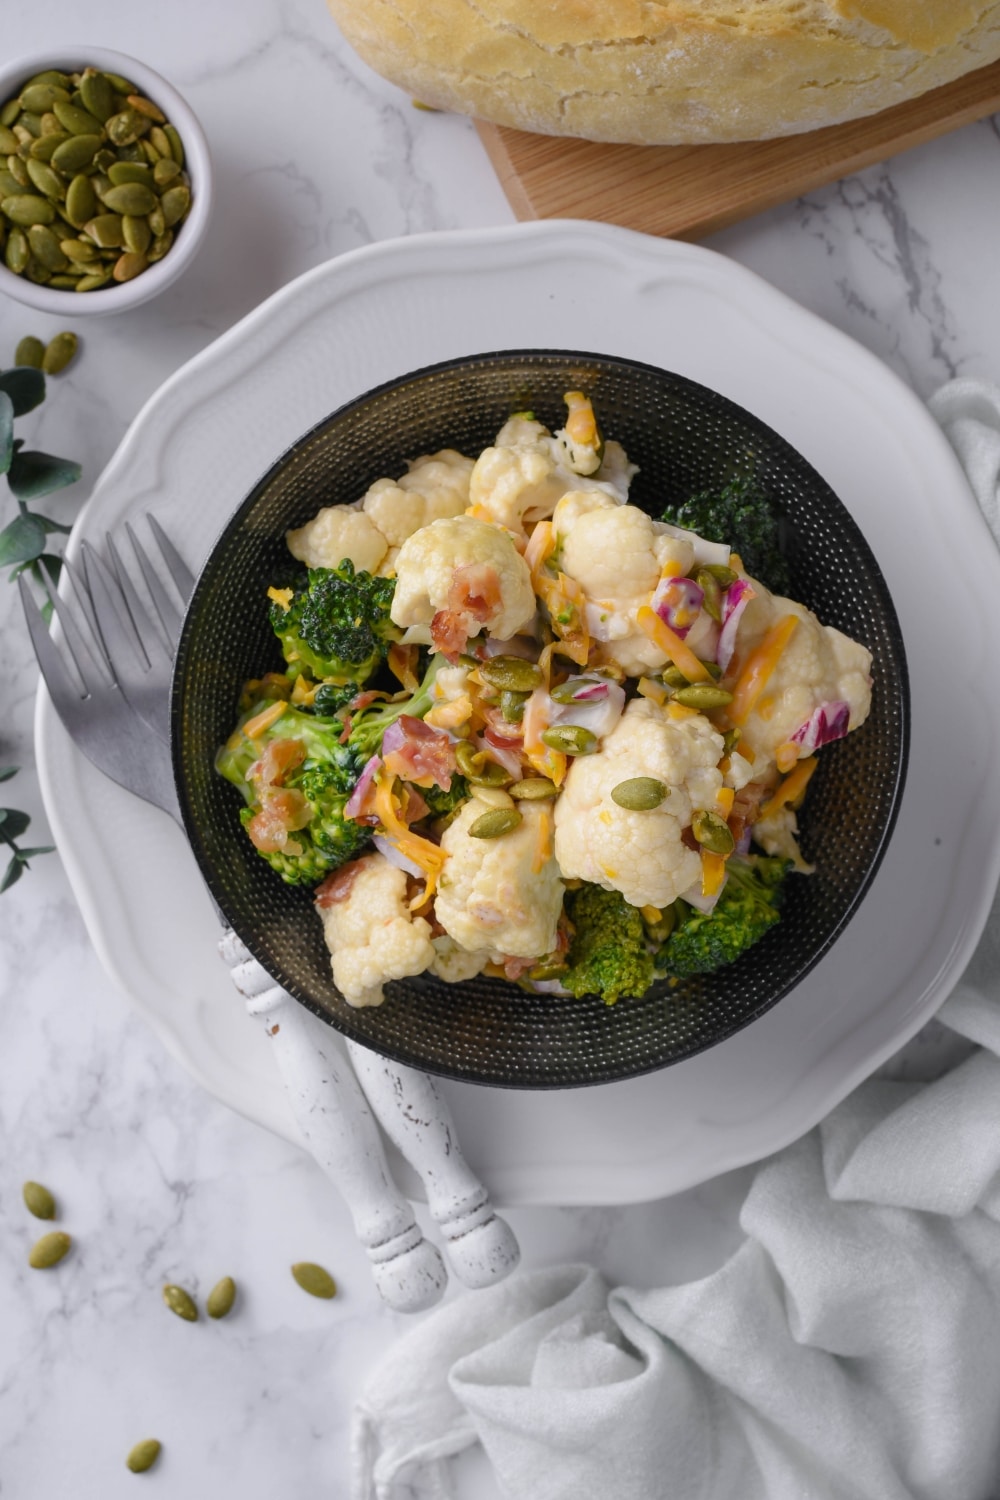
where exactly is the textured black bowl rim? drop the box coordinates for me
[172,348,910,1088]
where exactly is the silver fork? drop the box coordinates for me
[20,523,519,1306]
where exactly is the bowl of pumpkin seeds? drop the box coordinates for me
[0,48,212,313]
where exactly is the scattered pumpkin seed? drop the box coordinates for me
[477,655,543,693]
[611,776,667,810]
[42,331,78,374]
[469,786,514,811]
[508,776,557,800]
[126,1439,162,1474]
[721,727,742,756]
[500,689,528,722]
[206,1276,237,1319]
[549,675,604,704]
[468,806,522,839]
[695,568,723,622]
[690,809,735,856]
[162,1283,198,1321]
[0,66,194,291]
[291,1262,337,1299]
[671,683,733,711]
[540,723,598,756]
[22,1178,56,1216]
[14,336,45,369]
[28,1230,71,1268]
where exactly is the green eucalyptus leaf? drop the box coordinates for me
[0,767,18,783]
[0,513,46,566]
[7,450,81,501]
[38,515,72,535]
[0,366,46,417]
[0,390,13,475]
[0,856,24,892]
[0,809,30,840]
[17,845,54,858]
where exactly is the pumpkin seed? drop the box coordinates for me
[690,809,735,856]
[0,125,19,154]
[499,689,528,722]
[162,1283,198,1321]
[42,331,78,374]
[75,271,111,291]
[477,655,543,693]
[29,133,70,163]
[107,159,152,186]
[695,568,723,622]
[48,273,81,288]
[25,159,64,200]
[540,723,598,756]
[113,249,148,282]
[122,214,151,255]
[106,108,150,146]
[549,675,604,704]
[28,224,67,270]
[468,807,522,839]
[78,69,116,122]
[701,563,738,588]
[23,70,71,91]
[153,156,181,187]
[159,183,190,228]
[163,124,184,165]
[146,203,166,237]
[61,236,99,262]
[0,100,22,128]
[2,193,55,226]
[103,71,137,94]
[721,727,742,756]
[50,132,101,173]
[662,664,688,689]
[7,154,30,187]
[64,172,98,226]
[19,83,71,114]
[611,776,667,810]
[13,339,44,370]
[0,169,23,196]
[150,125,173,159]
[126,1439,162,1474]
[103,181,157,216]
[671,683,733,711]
[470,786,514,811]
[21,1178,56,1215]
[5,226,29,272]
[291,1262,337,1299]
[146,229,172,262]
[509,776,557,800]
[206,1275,236,1319]
[18,112,43,139]
[83,213,124,247]
[127,93,167,123]
[24,258,52,284]
[28,1230,71,1268]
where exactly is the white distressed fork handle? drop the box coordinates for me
[220,931,447,1313]
[346,1040,520,1289]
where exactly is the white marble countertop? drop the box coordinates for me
[2,4,999,1495]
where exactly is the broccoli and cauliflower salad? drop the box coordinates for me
[216,393,873,1010]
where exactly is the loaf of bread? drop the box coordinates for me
[326,0,1000,145]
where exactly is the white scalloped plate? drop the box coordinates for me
[35,222,1000,1206]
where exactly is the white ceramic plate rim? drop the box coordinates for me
[35,221,1000,1205]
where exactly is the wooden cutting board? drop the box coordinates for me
[476,58,1000,241]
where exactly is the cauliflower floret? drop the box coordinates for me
[362,450,474,548]
[435,798,564,959]
[285,505,387,575]
[553,698,725,910]
[467,446,567,534]
[390,515,536,648]
[317,853,435,1008]
[731,582,873,775]
[429,935,490,984]
[552,493,695,676]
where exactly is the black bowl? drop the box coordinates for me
[172,350,909,1088]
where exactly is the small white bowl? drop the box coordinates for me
[0,47,212,315]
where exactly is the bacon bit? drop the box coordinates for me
[431,608,470,660]
[729,614,800,726]
[482,723,524,751]
[246,789,312,852]
[759,756,818,821]
[315,858,367,908]
[636,606,710,683]
[381,715,457,790]
[244,700,289,739]
[388,642,420,692]
[451,562,502,623]
[681,825,700,852]
[400,785,430,822]
[248,738,306,790]
[728,781,768,846]
[501,953,538,981]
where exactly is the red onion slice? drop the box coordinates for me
[550,679,625,740]
[790,700,851,752]
[716,578,756,673]
[678,874,727,914]
[652,574,703,637]
[344,754,381,819]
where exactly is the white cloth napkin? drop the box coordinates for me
[352,379,1000,1500]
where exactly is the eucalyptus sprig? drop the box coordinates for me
[0,766,54,892]
[0,332,82,593]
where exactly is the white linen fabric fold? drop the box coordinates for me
[352,380,1000,1500]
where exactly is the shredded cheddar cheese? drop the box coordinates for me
[701,850,727,898]
[759,756,818,820]
[636,606,710,683]
[243,701,288,739]
[728,614,800,726]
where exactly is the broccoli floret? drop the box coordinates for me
[420,776,469,819]
[310,681,360,716]
[561,884,654,1006]
[661,471,790,595]
[657,855,789,978]
[216,654,449,888]
[270,560,400,686]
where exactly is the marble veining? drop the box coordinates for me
[1,2,998,1494]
